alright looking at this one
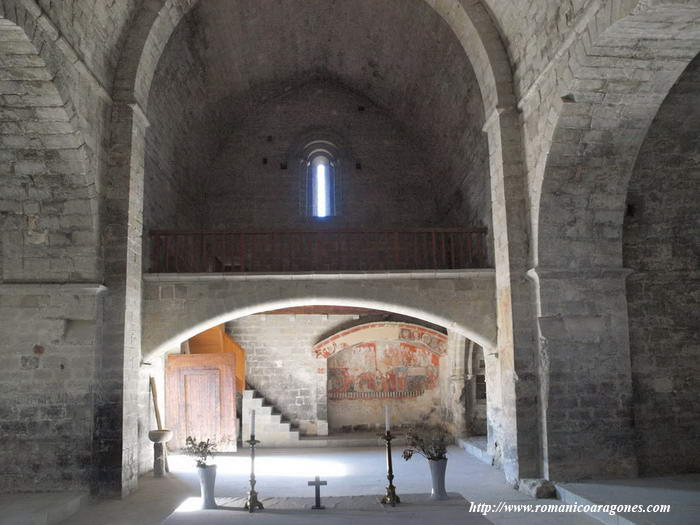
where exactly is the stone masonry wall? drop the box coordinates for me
[0,18,99,283]
[623,54,700,475]
[204,81,439,231]
[227,314,358,435]
[141,0,493,241]
[0,284,103,493]
[144,7,215,233]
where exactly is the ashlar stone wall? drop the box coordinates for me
[0,18,98,283]
[227,314,357,435]
[0,284,103,492]
[144,7,214,232]
[624,53,700,475]
[204,81,440,231]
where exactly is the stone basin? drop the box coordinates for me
[148,429,173,443]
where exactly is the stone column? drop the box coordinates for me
[530,267,637,480]
[464,341,476,432]
[483,107,541,482]
[95,101,149,497]
[445,331,468,435]
[316,363,329,436]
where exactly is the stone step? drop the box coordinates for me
[242,405,272,417]
[242,397,265,408]
[241,386,299,448]
[456,436,491,465]
[242,421,294,433]
[0,491,88,525]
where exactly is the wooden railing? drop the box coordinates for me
[148,228,488,273]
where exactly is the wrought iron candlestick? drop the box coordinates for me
[244,435,264,512]
[381,430,400,506]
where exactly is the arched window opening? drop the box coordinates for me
[311,155,332,218]
[307,151,336,218]
[294,136,344,219]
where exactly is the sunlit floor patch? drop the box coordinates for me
[174,497,204,513]
[168,455,349,477]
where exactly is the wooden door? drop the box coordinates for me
[166,353,237,451]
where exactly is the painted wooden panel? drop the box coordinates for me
[183,369,221,441]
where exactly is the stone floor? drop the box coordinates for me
[0,491,87,525]
[557,474,700,525]
[62,446,598,525]
[162,494,492,525]
[3,446,695,524]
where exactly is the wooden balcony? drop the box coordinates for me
[148,228,489,273]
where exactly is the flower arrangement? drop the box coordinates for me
[184,436,217,468]
[402,426,449,461]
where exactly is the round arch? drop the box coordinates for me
[115,0,512,117]
[146,297,491,360]
[537,4,700,270]
[141,273,499,360]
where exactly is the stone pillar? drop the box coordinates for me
[464,341,476,432]
[316,363,329,436]
[483,107,541,482]
[153,443,165,478]
[445,331,468,436]
[530,267,637,480]
[95,101,149,497]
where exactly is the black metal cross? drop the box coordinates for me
[308,476,328,510]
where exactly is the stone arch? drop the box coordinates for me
[533,3,700,480]
[0,0,83,135]
[0,0,102,177]
[113,0,513,116]
[538,4,700,270]
[141,274,498,360]
[0,15,97,282]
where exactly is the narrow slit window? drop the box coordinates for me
[311,155,333,218]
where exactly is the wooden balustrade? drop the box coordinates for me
[148,227,489,273]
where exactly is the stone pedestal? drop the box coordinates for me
[148,429,173,478]
[154,443,165,478]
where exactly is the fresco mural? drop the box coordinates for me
[314,322,447,359]
[318,323,447,400]
[328,342,440,399]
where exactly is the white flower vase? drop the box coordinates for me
[428,458,449,500]
[198,464,218,509]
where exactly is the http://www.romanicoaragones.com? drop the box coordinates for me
[468,502,671,516]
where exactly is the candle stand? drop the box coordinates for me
[380,430,400,506]
[244,435,264,512]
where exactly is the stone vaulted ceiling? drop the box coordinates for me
[146,0,489,229]
[191,0,484,132]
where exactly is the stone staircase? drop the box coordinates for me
[241,389,300,447]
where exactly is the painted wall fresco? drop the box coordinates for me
[328,342,440,399]
[318,323,449,431]
[314,322,447,359]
